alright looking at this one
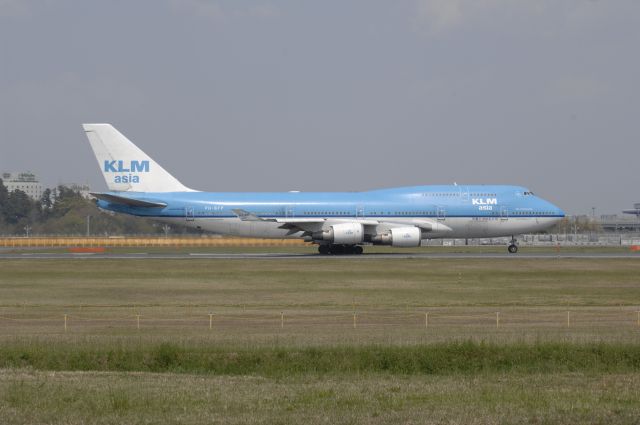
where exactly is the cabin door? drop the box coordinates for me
[185,207,195,221]
[285,205,295,218]
[460,187,469,201]
[500,206,509,221]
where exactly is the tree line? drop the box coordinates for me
[0,178,195,236]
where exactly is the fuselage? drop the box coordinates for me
[98,184,565,240]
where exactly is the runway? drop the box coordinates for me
[0,252,639,260]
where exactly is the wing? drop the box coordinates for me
[231,209,276,222]
[272,217,452,237]
[230,212,454,237]
[406,219,453,233]
[274,218,380,232]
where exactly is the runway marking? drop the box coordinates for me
[189,252,306,257]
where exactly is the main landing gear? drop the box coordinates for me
[318,244,364,255]
[508,236,518,254]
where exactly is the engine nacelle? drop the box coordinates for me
[372,226,421,247]
[313,223,364,244]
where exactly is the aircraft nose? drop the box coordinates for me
[549,201,565,221]
[537,196,564,222]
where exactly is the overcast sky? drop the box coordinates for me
[1,0,638,214]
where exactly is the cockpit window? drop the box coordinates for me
[523,191,534,196]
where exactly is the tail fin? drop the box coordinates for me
[83,123,193,192]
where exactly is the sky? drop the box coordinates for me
[1,0,638,215]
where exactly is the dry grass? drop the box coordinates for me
[1,258,639,345]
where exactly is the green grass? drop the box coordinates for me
[1,340,640,376]
[2,369,640,424]
[2,257,640,423]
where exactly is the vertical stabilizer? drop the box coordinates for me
[83,123,193,192]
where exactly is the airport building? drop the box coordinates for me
[61,183,92,199]
[1,172,43,200]
[597,204,640,232]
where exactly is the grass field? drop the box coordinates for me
[1,253,640,423]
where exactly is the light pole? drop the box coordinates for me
[591,207,596,242]
[24,225,31,237]
[86,215,91,237]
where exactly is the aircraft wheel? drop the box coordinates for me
[353,246,363,255]
[318,245,330,255]
[331,245,345,255]
[508,244,518,254]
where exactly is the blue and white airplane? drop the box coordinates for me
[84,124,565,254]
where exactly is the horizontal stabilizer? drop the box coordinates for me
[91,192,167,208]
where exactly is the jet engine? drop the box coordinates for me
[313,223,364,244]
[371,226,421,247]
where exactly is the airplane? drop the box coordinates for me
[623,203,640,217]
[83,123,565,254]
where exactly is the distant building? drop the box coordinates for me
[1,172,43,200]
[599,206,640,232]
[60,183,92,199]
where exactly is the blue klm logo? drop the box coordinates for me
[104,160,149,184]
